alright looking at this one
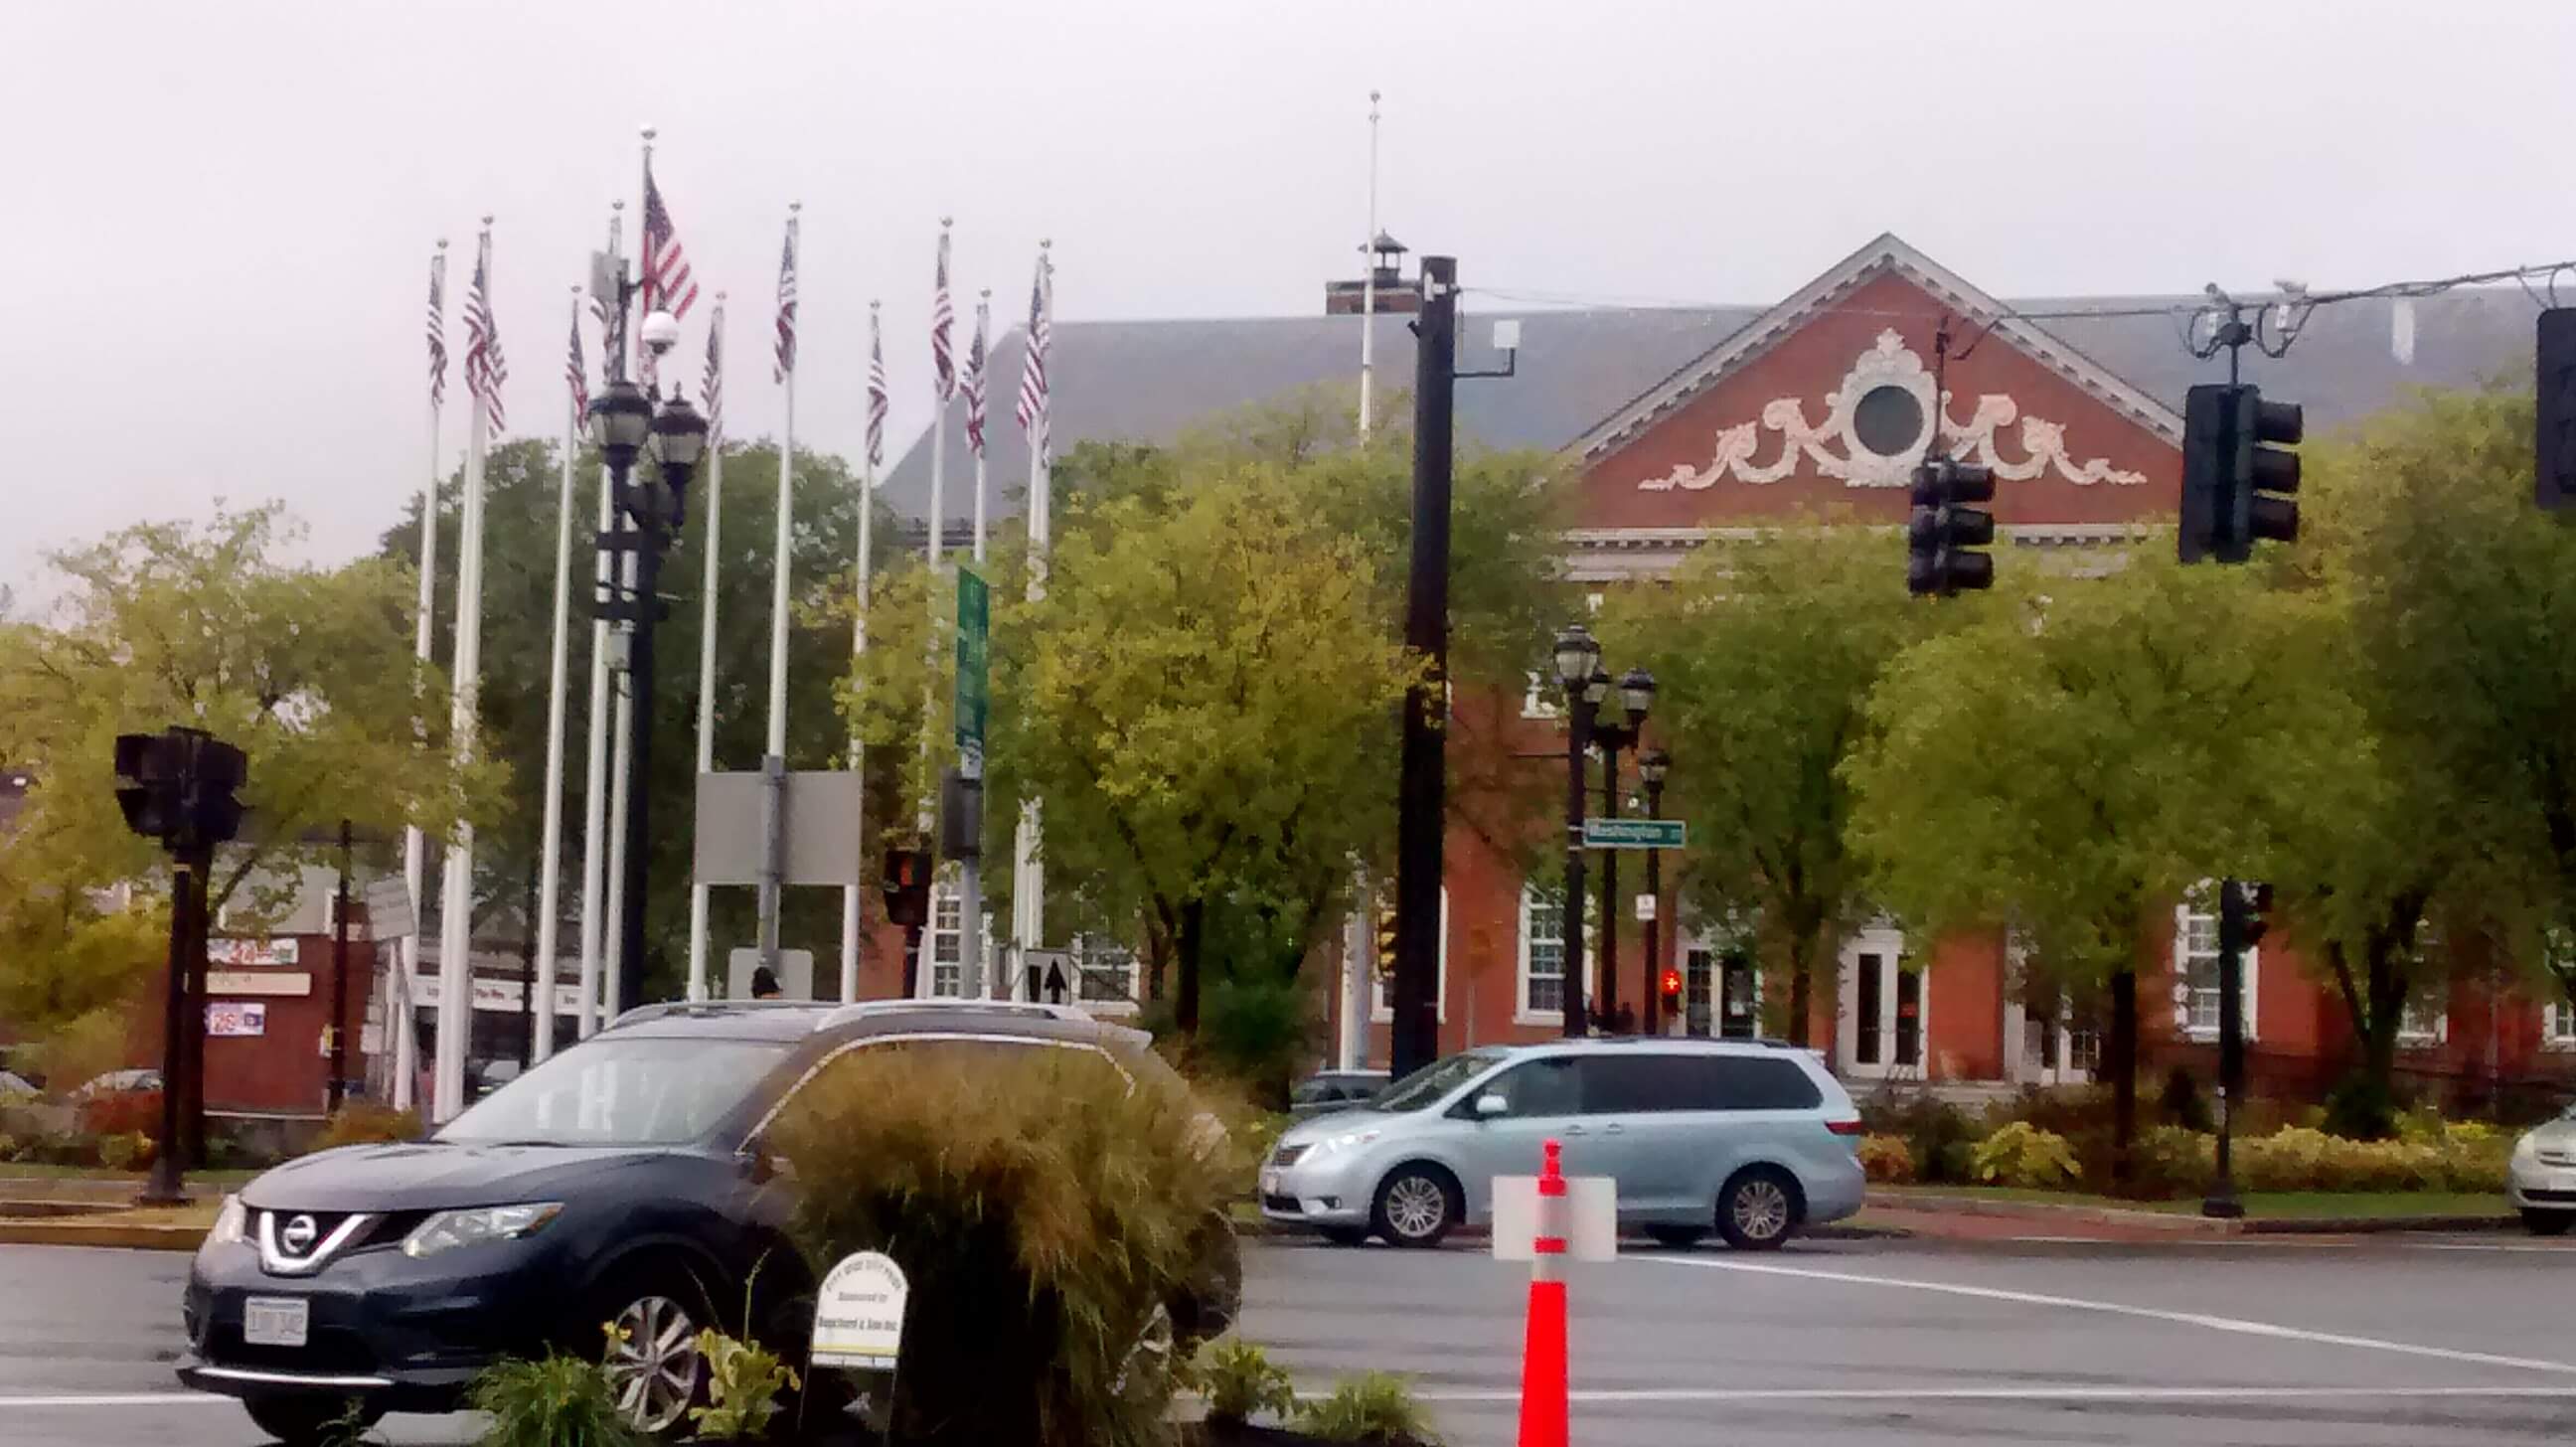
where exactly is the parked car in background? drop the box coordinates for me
[1259,1038,1864,1251]
[0,1069,37,1097]
[1289,1068,1388,1119]
[2510,1105,2576,1234]
[73,1068,161,1099]
[178,999,1239,1443]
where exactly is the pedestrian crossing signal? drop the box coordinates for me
[1659,969,1683,1009]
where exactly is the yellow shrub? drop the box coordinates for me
[1970,1122,2080,1189]
[1854,1134,1915,1185]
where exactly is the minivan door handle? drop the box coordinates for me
[1561,1123,1588,1136]
[1601,1123,1626,1136]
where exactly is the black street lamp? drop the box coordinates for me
[1551,624,1602,1039]
[1637,747,1671,1038]
[1589,665,1655,1032]
[592,360,707,1019]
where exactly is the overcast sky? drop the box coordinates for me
[12,0,2576,600]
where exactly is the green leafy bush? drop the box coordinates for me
[1295,1371,1442,1446]
[1854,1134,1915,1185]
[313,1104,421,1152]
[467,1353,639,1447]
[2322,1074,2402,1141]
[778,1042,1243,1446]
[1197,977,1315,1108]
[1187,1338,1296,1427]
[0,1133,18,1164]
[95,1130,153,1172]
[1971,1122,2081,1189]
[2128,1126,2215,1199]
[688,1327,800,1440]
[1858,1090,1979,1184]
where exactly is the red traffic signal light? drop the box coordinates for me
[1659,968,1684,1002]
[881,848,933,928]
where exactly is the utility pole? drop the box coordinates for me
[1390,255,1458,1079]
[328,819,352,1113]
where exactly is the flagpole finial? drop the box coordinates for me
[1040,237,1050,251]
[871,299,882,313]
[611,199,625,213]
[940,215,953,230]
[789,200,802,216]
[436,237,449,252]
[642,125,656,142]
[481,214,494,229]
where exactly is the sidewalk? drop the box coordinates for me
[1863,1187,2518,1241]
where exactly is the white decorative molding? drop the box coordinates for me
[1637,330,2150,493]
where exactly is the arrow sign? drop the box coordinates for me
[1582,818,1686,850]
[1043,960,1068,1005]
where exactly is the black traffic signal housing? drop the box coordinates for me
[114,726,246,856]
[1372,899,1399,977]
[114,731,187,843]
[1906,456,1997,596]
[2180,384,2304,563]
[881,848,933,929]
[2537,309,2576,512]
[1659,968,1684,1014]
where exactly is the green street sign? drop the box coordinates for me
[1582,817,1685,850]
[954,567,990,767]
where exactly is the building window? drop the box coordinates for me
[2546,1002,2576,1051]
[1372,888,1449,1022]
[926,867,985,999]
[1518,884,1592,1023]
[1852,383,1926,457]
[2174,889,2258,1042]
[1070,934,1138,1006]
[2397,923,2447,1045]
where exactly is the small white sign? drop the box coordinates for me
[207,1001,268,1038]
[810,1251,909,1370]
[364,877,415,939]
[210,938,300,967]
[210,970,314,998]
[1490,1175,1618,1262]
[1634,894,1657,922]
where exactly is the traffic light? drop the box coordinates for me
[2538,309,2576,512]
[881,848,933,928]
[2179,384,2303,563]
[114,731,186,843]
[1906,456,1997,596]
[1659,969,1683,1013]
[113,727,246,855]
[1372,899,1399,977]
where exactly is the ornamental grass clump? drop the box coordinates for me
[775,1044,1244,1447]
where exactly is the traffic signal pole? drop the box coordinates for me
[141,856,198,1206]
[1391,256,1457,1080]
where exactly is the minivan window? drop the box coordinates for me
[1479,1056,1581,1118]
[1371,1048,1507,1112]
[1574,1052,1823,1113]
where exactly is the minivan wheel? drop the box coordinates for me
[242,1396,378,1446]
[2524,1207,2574,1236]
[1716,1167,1801,1251]
[1371,1165,1461,1248]
[593,1265,713,1436]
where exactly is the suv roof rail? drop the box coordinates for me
[603,1000,829,1031]
[814,997,1099,1033]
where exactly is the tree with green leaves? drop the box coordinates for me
[1846,557,2353,1174]
[0,504,492,1041]
[1597,522,1950,1045]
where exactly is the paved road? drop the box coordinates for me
[9,1233,2576,1445]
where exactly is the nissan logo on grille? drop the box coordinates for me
[280,1213,320,1254]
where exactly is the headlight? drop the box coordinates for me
[1311,1127,1381,1159]
[2516,1133,2541,1161]
[402,1203,564,1259]
[210,1195,247,1245]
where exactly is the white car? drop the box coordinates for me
[2511,1107,2576,1234]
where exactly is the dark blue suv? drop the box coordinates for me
[179,999,1240,1442]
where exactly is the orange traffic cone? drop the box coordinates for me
[1516,1137,1569,1447]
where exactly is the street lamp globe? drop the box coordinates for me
[649,393,711,473]
[1620,667,1658,726]
[588,380,653,461]
[1584,665,1612,709]
[1552,623,1599,692]
[1638,747,1670,786]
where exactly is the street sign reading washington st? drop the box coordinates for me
[954,567,991,774]
[1582,818,1686,850]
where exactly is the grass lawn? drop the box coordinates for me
[1879,1183,2510,1218]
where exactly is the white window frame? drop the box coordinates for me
[1515,883,1594,1026]
[1371,887,1449,1023]
[2395,922,2447,1045]
[1068,934,1141,1014]
[2174,891,2259,1044]
[1838,924,1928,1079]
[2545,1001,2576,1052]
[921,866,993,1000]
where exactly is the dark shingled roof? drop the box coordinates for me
[883,288,2532,526]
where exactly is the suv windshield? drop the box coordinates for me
[437,1038,791,1147]
[1368,1048,1507,1112]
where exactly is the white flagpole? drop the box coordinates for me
[686,294,725,1004]
[1359,89,1381,438]
[1344,90,1383,1069]
[918,223,952,880]
[576,202,623,1040]
[841,301,883,1003]
[530,284,582,1063]
[397,240,448,1112]
[758,207,800,982]
[971,290,990,565]
[1010,242,1052,1002]
[434,219,497,1124]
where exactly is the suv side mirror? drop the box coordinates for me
[1474,1092,1509,1120]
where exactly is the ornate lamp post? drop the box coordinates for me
[1638,747,1672,1037]
[1588,666,1655,1030]
[1551,624,1602,1038]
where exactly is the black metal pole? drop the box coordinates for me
[180,854,208,1172]
[139,856,194,1206]
[617,502,663,1020]
[1390,255,1457,1079]
[1643,776,1665,1038]
[2204,880,2247,1217]
[328,819,351,1114]
[1561,693,1592,1039]
[1599,737,1621,1031]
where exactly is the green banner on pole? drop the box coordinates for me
[954,567,990,771]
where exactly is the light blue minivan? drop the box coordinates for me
[1257,1039,1865,1249]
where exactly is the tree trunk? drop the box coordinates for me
[1176,898,1206,1036]
[2108,968,2138,1187]
[1786,935,1815,1048]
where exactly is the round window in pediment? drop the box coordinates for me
[1852,384,1927,458]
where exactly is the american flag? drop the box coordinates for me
[426,247,448,407]
[1014,250,1051,443]
[642,163,699,322]
[702,299,725,449]
[961,299,988,457]
[866,304,888,469]
[930,225,955,402]
[773,217,799,385]
[464,238,506,433]
[565,299,588,421]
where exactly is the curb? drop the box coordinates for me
[1868,1189,2518,1236]
[0,1220,205,1251]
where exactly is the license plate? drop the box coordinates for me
[243,1296,309,1348]
[1258,1170,1281,1198]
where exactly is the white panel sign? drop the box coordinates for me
[210,971,314,998]
[363,877,415,939]
[206,1002,268,1038]
[411,976,586,1017]
[809,1251,908,1370]
[1490,1175,1618,1262]
[210,938,300,967]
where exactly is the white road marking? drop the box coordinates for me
[1408,1384,2576,1404]
[1659,1255,2576,1375]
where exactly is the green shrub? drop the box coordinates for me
[1854,1134,1915,1185]
[0,1133,18,1164]
[467,1353,639,1447]
[313,1104,421,1152]
[2322,1074,2403,1141]
[1971,1122,2081,1189]
[2158,1068,2214,1133]
[1989,1084,2114,1139]
[1197,977,1315,1108]
[1858,1089,1980,1185]
[2129,1125,2216,1199]
[1295,1371,1442,1446]
[688,1327,799,1441]
[1187,1338,1296,1427]
[777,1042,1242,1446]
[95,1130,153,1172]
